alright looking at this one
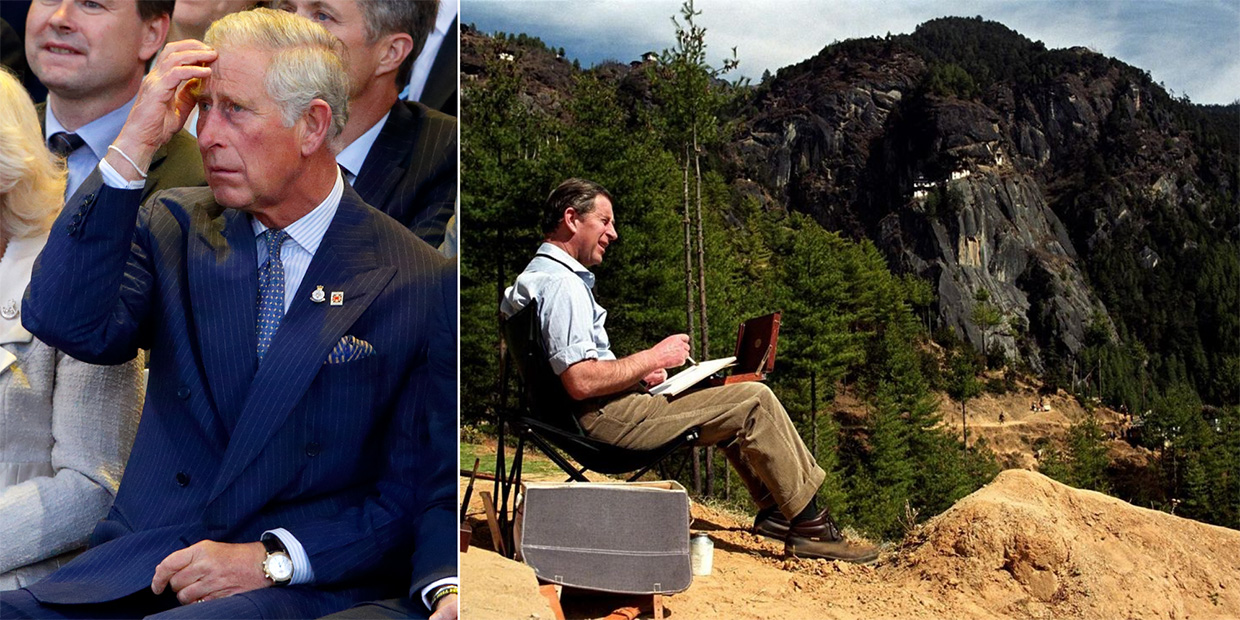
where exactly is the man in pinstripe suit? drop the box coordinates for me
[275,0,457,250]
[3,9,456,620]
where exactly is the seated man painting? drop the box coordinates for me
[500,178,879,564]
[1,8,456,620]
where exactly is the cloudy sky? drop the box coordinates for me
[465,0,1240,105]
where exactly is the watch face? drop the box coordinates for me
[266,552,293,582]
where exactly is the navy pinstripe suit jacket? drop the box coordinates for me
[21,171,457,610]
[354,100,457,249]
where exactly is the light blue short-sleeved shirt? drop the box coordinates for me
[501,243,615,375]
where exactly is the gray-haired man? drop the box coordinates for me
[502,178,881,566]
[2,8,456,619]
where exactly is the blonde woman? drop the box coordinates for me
[0,68,143,590]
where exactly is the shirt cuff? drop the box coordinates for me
[262,528,315,585]
[420,577,459,611]
[99,158,146,190]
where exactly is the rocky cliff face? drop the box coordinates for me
[464,18,1238,389]
[724,24,1234,370]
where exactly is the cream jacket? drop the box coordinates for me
[0,233,143,589]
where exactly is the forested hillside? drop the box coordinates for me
[460,10,1238,534]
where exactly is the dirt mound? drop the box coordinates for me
[463,465,1240,619]
[894,469,1240,619]
[460,546,557,619]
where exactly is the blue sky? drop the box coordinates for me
[465,0,1240,105]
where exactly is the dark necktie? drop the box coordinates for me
[48,132,86,158]
[256,229,290,361]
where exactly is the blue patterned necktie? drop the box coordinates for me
[256,229,290,361]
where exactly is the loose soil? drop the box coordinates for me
[462,469,1240,619]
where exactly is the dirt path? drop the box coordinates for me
[462,470,1240,620]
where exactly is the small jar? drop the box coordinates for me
[690,532,714,576]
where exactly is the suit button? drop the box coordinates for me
[305,442,321,457]
[71,214,82,224]
[177,387,190,399]
[82,193,95,205]
[65,224,77,235]
[176,472,190,487]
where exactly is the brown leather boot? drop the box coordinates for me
[783,508,880,564]
[753,507,841,542]
[785,535,880,564]
[751,507,790,539]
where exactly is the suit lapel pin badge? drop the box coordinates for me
[0,299,17,320]
[311,285,326,303]
[330,291,344,306]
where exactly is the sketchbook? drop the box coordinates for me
[648,356,737,397]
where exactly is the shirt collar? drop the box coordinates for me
[434,0,458,34]
[335,110,390,180]
[45,95,137,162]
[536,242,594,288]
[251,168,345,257]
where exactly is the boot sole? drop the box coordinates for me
[784,540,880,565]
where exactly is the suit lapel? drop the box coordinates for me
[353,101,411,212]
[208,188,395,503]
[188,206,258,433]
[420,16,458,114]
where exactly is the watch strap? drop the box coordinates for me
[261,533,286,555]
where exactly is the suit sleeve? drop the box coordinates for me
[283,258,458,590]
[22,170,157,365]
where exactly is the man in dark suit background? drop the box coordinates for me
[402,0,456,116]
[2,8,456,620]
[25,0,203,200]
[275,0,457,250]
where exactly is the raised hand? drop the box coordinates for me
[108,40,217,180]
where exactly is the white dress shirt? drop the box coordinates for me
[335,111,390,186]
[249,170,343,313]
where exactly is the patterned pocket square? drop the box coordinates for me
[325,335,375,365]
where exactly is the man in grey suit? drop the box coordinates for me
[275,0,457,249]
[25,0,203,200]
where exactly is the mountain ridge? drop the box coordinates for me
[463,16,1239,408]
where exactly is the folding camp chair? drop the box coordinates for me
[492,301,699,556]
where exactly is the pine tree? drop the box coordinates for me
[1066,414,1111,492]
[946,348,982,448]
[650,0,739,496]
[460,43,562,423]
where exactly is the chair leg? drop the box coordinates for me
[501,432,526,558]
[494,418,506,544]
[526,433,591,482]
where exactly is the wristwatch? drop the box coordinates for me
[260,534,294,586]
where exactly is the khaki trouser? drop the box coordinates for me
[579,382,826,520]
